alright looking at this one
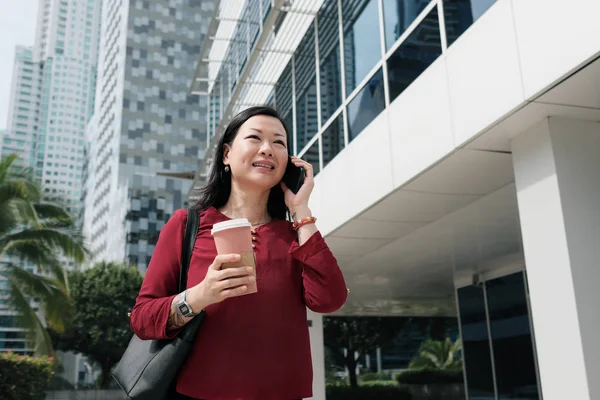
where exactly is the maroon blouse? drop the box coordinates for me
[130,207,348,400]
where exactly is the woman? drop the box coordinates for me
[130,106,348,400]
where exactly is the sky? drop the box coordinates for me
[0,0,39,129]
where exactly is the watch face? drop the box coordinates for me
[179,304,190,315]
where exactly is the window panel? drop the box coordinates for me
[382,0,430,50]
[322,113,344,167]
[318,0,343,123]
[444,0,497,47]
[342,0,382,94]
[347,68,385,141]
[386,6,441,102]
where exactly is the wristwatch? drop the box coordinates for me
[176,290,200,318]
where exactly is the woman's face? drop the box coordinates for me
[223,115,289,191]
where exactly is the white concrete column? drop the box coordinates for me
[307,310,325,400]
[511,117,600,400]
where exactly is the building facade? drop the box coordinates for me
[0,0,102,356]
[190,1,600,399]
[84,0,214,271]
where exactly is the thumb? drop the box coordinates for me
[280,181,289,193]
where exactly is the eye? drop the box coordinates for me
[274,140,286,147]
[246,134,260,140]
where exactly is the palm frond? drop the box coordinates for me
[34,202,73,224]
[4,264,73,334]
[4,266,55,356]
[0,153,21,182]
[1,228,87,263]
[2,240,66,277]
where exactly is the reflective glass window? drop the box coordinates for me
[302,139,320,177]
[318,0,343,123]
[295,22,318,154]
[275,61,294,148]
[248,0,261,50]
[322,113,344,167]
[444,0,497,47]
[382,0,430,50]
[386,6,441,102]
[347,68,385,142]
[342,0,382,94]
[486,273,540,400]
[458,285,495,400]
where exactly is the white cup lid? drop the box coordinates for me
[211,218,252,235]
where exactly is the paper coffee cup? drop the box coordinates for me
[211,218,257,294]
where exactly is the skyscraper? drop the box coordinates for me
[0,0,102,356]
[84,0,214,270]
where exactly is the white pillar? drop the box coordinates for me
[511,117,600,400]
[307,310,325,400]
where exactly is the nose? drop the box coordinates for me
[259,141,273,157]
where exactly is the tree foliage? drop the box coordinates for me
[408,338,462,371]
[323,317,414,388]
[0,153,87,355]
[50,262,143,388]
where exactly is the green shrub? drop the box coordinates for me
[360,371,393,381]
[326,383,411,400]
[395,368,463,385]
[0,352,54,400]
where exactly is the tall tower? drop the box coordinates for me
[84,0,214,271]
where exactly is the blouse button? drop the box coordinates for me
[251,229,256,234]
[252,244,256,249]
[252,236,256,241]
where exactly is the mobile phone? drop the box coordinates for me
[282,157,305,194]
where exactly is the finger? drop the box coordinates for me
[280,181,290,193]
[221,285,248,298]
[210,253,241,270]
[217,266,253,279]
[218,275,255,290]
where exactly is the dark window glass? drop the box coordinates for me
[318,0,343,123]
[134,156,142,166]
[382,0,430,50]
[146,69,153,79]
[342,0,382,94]
[132,59,140,68]
[179,109,186,118]
[487,273,540,400]
[165,115,172,124]
[347,68,385,141]
[123,98,130,109]
[275,61,293,140]
[387,7,441,102]
[159,91,166,100]
[322,113,344,167]
[163,160,170,169]
[157,143,164,153]
[444,0,497,47]
[302,139,320,177]
[137,101,144,111]
[185,146,198,157]
[295,22,318,153]
[458,286,495,400]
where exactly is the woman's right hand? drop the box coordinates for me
[187,253,254,311]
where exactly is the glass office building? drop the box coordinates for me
[191,1,600,399]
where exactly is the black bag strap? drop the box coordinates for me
[178,208,199,293]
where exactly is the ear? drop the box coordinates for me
[223,143,231,166]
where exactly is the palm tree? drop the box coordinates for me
[408,338,462,371]
[0,154,87,355]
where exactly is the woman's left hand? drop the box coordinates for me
[280,156,315,214]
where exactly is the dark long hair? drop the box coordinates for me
[192,106,290,220]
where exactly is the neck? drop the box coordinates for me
[220,182,271,225]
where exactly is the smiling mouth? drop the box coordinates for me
[252,163,275,170]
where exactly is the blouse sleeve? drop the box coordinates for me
[290,230,347,313]
[129,209,187,340]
